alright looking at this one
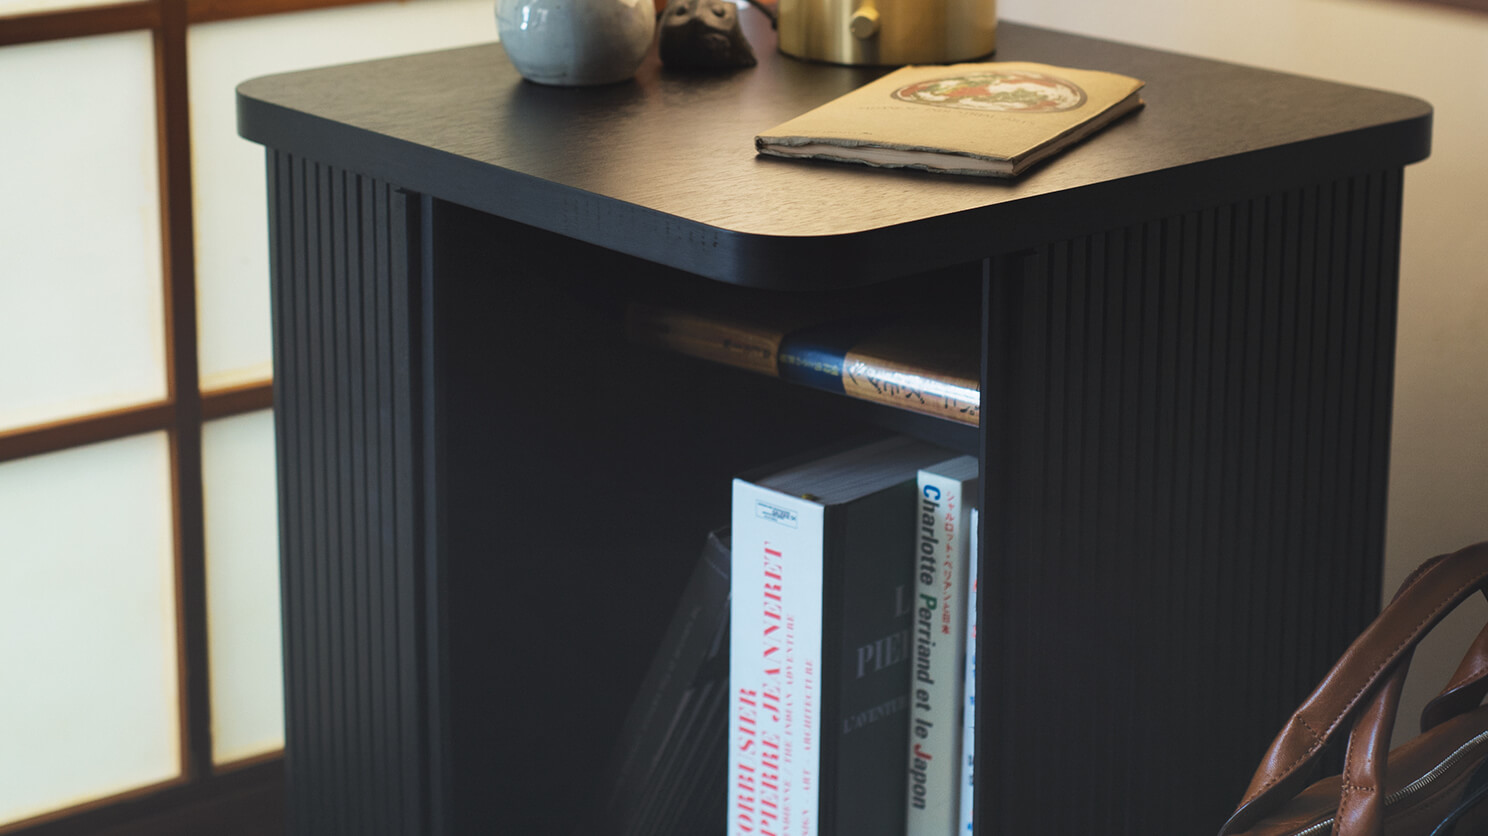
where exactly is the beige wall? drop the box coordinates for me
[997,0,1488,748]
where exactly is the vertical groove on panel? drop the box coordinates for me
[1369,170,1403,601]
[314,160,343,836]
[269,147,303,835]
[293,153,315,836]
[297,155,323,835]
[269,153,427,836]
[291,152,322,836]
[1042,240,1070,832]
[1299,177,1326,695]
[1269,188,1298,727]
[357,172,384,834]
[341,169,367,836]
[317,157,339,836]
[331,167,358,836]
[418,189,449,836]
[979,171,1399,835]
[390,186,426,836]
[376,178,408,834]
[1337,174,1366,622]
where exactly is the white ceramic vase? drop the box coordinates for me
[496,0,657,86]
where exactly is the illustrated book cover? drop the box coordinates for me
[756,61,1145,178]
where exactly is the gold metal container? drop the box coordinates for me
[776,0,997,66]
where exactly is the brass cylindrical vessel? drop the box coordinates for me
[776,0,997,66]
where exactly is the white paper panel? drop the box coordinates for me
[188,0,495,389]
[201,410,285,764]
[0,434,180,827]
[0,33,167,432]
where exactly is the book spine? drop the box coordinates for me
[730,481,826,836]
[959,509,979,834]
[774,316,896,395]
[626,302,784,378]
[627,302,981,426]
[778,319,980,427]
[904,468,976,836]
[842,351,980,427]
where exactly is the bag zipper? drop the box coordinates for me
[1288,730,1488,836]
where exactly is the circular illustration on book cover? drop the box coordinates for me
[892,71,1087,112]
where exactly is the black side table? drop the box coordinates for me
[238,16,1430,835]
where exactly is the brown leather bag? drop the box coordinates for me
[1219,542,1488,836]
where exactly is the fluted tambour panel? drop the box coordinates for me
[268,151,427,836]
[263,147,1407,835]
[979,171,1402,835]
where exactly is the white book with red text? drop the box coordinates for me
[903,456,979,836]
[728,436,951,836]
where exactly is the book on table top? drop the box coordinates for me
[755,61,1145,178]
[729,436,955,836]
[904,456,979,836]
[627,300,979,426]
[584,528,731,836]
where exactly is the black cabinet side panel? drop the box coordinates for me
[270,150,428,836]
[977,170,1402,835]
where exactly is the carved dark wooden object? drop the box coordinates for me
[659,0,757,70]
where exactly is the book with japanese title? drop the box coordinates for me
[904,457,979,836]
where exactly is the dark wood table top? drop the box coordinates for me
[238,13,1430,288]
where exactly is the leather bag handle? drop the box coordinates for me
[1329,618,1488,834]
[1422,616,1488,733]
[1219,542,1488,836]
[1328,581,1488,835]
[1329,644,1412,836]
[1325,569,1488,833]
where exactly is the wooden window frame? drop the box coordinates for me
[0,0,379,831]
